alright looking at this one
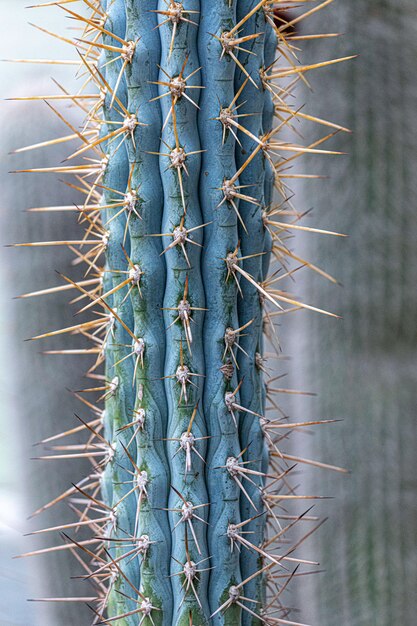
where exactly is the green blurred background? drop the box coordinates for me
[0,1,416,624]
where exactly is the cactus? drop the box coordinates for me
[11,1,350,624]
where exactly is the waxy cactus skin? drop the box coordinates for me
[13,1,350,624]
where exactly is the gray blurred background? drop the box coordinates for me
[290,2,417,625]
[0,1,416,625]
[1,2,90,625]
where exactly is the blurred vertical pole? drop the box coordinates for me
[291,1,417,624]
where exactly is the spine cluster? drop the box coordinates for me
[13,1,351,625]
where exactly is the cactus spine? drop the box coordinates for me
[13,1,350,624]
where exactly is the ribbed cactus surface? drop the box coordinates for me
[12,1,348,624]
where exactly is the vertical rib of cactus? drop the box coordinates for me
[198,2,243,624]
[261,17,277,481]
[97,39,114,521]
[123,2,173,623]
[234,3,268,622]
[156,3,210,623]
[94,0,112,511]
[100,1,138,620]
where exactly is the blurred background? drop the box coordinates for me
[0,1,416,625]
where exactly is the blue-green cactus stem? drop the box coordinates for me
[123,1,173,623]
[157,2,210,623]
[198,1,244,623]
[19,0,340,623]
